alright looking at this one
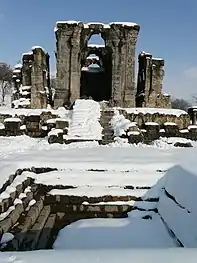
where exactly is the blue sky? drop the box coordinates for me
[0,0,196,100]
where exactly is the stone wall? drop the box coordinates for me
[54,21,140,108]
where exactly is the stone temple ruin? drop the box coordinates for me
[12,46,51,109]
[0,20,194,145]
[12,21,170,109]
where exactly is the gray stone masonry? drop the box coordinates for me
[31,47,49,108]
[13,47,51,109]
[136,51,171,108]
[54,21,140,108]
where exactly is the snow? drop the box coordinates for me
[164,122,177,126]
[13,69,21,73]
[109,22,139,27]
[1,121,197,254]
[67,99,102,140]
[0,233,14,245]
[122,107,188,116]
[48,128,63,136]
[1,250,197,263]
[49,188,150,198]
[0,107,68,118]
[111,110,136,137]
[0,123,5,129]
[188,125,197,130]
[4,117,21,123]
[145,122,159,126]
[152,57,164,61]
[31,46,47,54]
[88,44,105,48]
[54,211,176,249]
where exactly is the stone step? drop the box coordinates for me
[11,198,44,250]
[36,213,57,250]
[22,205,51,251]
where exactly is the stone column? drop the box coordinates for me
[144,55,152,107]
[69,23,83,103]
[105,25,122,107]
[54,22,71,108]
[54,22,83,108]
[31,47,47,109]
[106,23,140,108]
[152,58,164,95]
[123,25,140,107]
[22,53,33,87]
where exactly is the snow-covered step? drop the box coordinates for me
[67,99,102,140]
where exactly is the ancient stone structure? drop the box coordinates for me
[54,21,140,108]
[12,46,51,109]
[12,21,173,110]
[136,51,171,108]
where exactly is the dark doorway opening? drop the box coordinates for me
[80,34,112,102]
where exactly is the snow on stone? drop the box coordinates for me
[123,107,188,116]
[21,86,31,91]
[31,45,47,54]
[0,206,15,221]
[164,122,177,126]
[53,211,176,249]
[109,22,139,27]
[4,117,21,123]
[127,131,140,136]
[111,110,136,136]
[67,99,102,140]
[152,57,164,61]
[88,44,105,48]
[48,128,63,136]
[179,129,189,133]
[145,122,159,126]
[188,125,197,130]
[49,187,150,198]
[0,123,5,129]
[14,198,23,205]
[13,69,21,73]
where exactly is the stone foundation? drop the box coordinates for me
[0,167,156,251]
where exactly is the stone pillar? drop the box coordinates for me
[106,23,140,108]
[31,47,48,109]
[54,22,83,108]
[69,23,83,102]
[123,25,140,107]
[22,53,33,87]
[105,24,123,107]
[54,22,71,108]
[144,54,152,107]
[152,58,164,95]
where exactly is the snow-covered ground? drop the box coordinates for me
[1,133,197,260]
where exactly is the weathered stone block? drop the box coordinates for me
[48,129,63,144]
[56,119,69,130]
[4,118,21,136]
[25,115,41,132]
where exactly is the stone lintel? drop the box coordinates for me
[55,21,140,33]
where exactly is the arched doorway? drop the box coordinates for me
[80,33,112,102]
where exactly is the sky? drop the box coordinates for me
[0,0,196,101]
